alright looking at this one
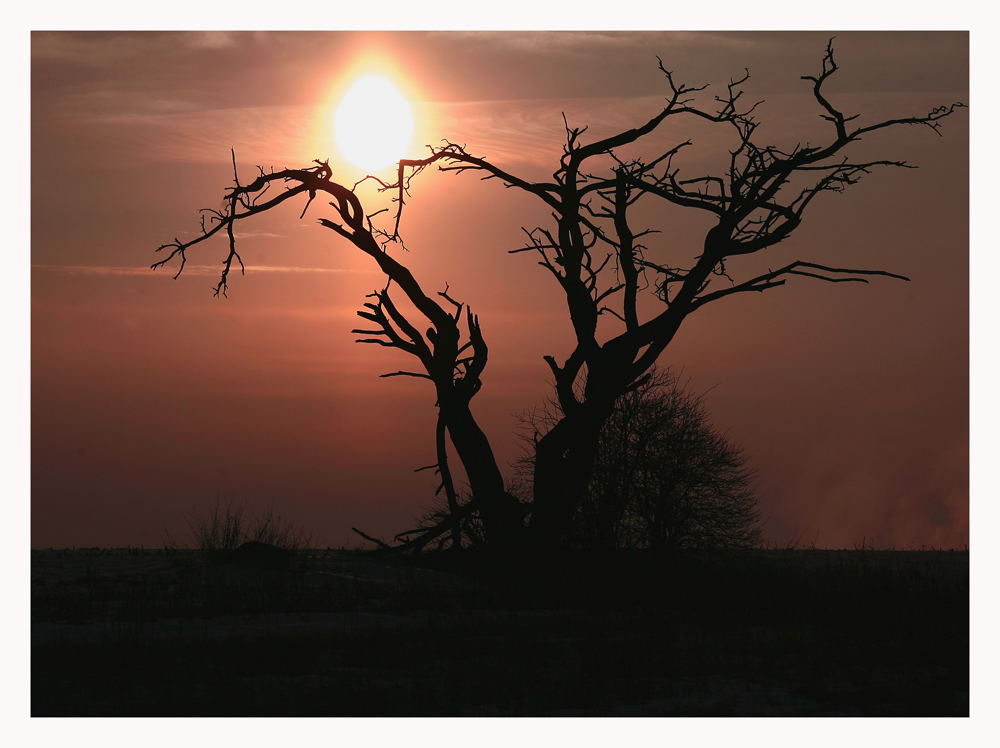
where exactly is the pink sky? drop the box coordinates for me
[31,31,968,549]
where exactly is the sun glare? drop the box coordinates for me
[334,76,414,173]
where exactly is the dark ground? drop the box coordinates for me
[31,547,968,716]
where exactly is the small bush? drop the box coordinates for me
[189,501,310,562]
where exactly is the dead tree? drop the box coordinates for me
[153,154,524,551]
[382,40,964,549]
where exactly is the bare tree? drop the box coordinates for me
[153,154,524,550]
[383,40,963,549]
[156,41,963,554]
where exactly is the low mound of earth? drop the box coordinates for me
[31,547,968,716]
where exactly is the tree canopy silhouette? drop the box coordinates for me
[522,369,761,552]
[154,41,963,553]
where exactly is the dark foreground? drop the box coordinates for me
[31,547,968,716]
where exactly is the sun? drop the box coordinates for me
[334,76,414,173]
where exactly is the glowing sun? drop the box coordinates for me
[334,76,414,173]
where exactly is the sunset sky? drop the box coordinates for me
[30,30,969,550]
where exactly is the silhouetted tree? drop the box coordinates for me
[570,370,760,551]
[385,40,963,549]
[154,154,523,551]
[156,41,963,554]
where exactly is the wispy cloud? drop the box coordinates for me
[33,31,259,62]
[33,264,357,277]
[184,31,240,50]
[428,95,714,169]
[77,105,320,165]
[232,230,286,240]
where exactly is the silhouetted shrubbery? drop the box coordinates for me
[522,369,760,551]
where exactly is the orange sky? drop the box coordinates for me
[30,31,969,549]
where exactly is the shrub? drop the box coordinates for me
[189,501,311,562]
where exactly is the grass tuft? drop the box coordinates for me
[189,501,310,562]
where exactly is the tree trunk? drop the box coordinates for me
[434,413,462,550]
[529,405,609,550]
[439,400,524,550]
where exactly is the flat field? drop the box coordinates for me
[31,547,968,716]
